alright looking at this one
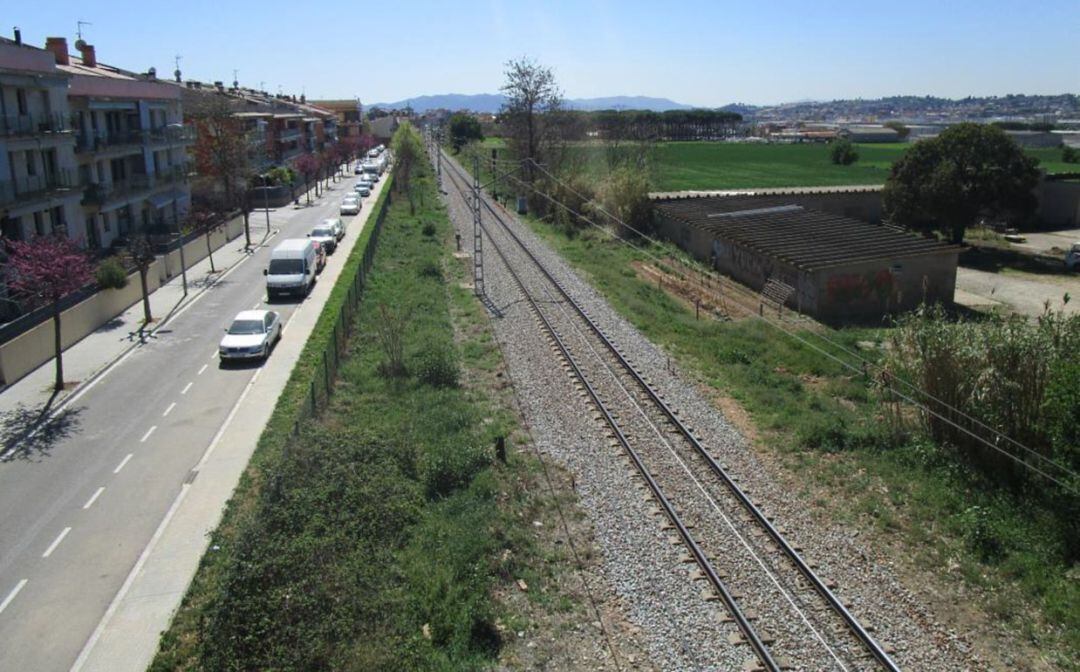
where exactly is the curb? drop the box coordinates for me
[0,234,271,461]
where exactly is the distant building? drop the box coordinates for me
[1004,130,1061,149]
[655,194,960,322]
[369,116,399,142]
[310,99,365,140]
[840,125,901,143]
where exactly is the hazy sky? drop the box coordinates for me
[10,0,1080,106]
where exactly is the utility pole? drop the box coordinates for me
[472,155,484,299]
[436,127,443,191]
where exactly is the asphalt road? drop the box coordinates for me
[0,177,371,671]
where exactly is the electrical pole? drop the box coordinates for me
[472,155,484,299]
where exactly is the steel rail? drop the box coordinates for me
[442,150,902,672]
[441,156,784,672]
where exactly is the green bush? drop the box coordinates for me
[95,257,129,289]
[829,138,859,165]
[421,221,437,237]
[415,345,460,388]
[418,259,442,281]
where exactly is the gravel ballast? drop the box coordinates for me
[436,151,979,671]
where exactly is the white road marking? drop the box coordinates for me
[252,301,261,309]
[82,487,105,510]
[197,366,261,469]
[181,382,193,395]
[140,426,156,443]
[162,402,176,417]
[70,484,191,672]
[0,579,28,615]
[210,350,217,359]
[113,453,133,474]
[42,527,72,558]
[197,364,208,376]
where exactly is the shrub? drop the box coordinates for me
[1063,146,1079,164]
[418,259,443,281]
[96,257,129,289]
[829,138,859,165]
[415,345,460,388]
[592,167,654,239]
[421,221,437,237]
[375,304,409,378]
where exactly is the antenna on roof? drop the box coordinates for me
[232,68,239,89]
[174,54,182,83]
[76,20,91,41]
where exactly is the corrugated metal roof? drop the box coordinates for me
[656,195,960,271]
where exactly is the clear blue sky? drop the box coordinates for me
[11,0,1080,107]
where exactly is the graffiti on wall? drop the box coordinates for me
[825,269,894,303]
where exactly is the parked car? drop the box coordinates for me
[308,224,337,254]
[265,239,317,300]
[353,181,371,197]
[322,217,345,240]
[311,240,327,273]
[219,310,282,362]
[1067,242,1080,271]
[354,163,365,174]
[340,197,360,215]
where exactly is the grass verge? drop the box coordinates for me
[151,158,593,669]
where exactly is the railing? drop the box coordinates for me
[0,169,79,206]
[75,128,144,152]
[0,113,71,137]
[278,128,302,141]
[144,125,196,145]
[154,164,192,186]
[82,174,152,206]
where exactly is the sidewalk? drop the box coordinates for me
[0,180,331,455]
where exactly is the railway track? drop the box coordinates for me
[437,147,901,672]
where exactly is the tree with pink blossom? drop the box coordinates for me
[294,153,320,205]
[5,236,95,391]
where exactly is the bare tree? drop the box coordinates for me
[126,235,156,325]
[189,96,254,245]
[500,57,563,181]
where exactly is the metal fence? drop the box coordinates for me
[290,184,393,436]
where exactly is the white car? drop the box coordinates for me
[219,310,282,362]
[353,181,371,197]
[308,224,337,254]
[340,197,360,215]
[322,217,345,241]
[1066,242,1080,271]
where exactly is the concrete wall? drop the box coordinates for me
[0,215,244,385]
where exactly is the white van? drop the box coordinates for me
[264,239,317,300]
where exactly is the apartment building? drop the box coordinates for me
[0,34,194,250]
[311,99,364,141]
[0,35,83,243]
[50,38,194,249]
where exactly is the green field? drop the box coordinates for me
[652,142,1074,192]
[474,138,1074,192]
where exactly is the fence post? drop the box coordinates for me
[323,351,330,399]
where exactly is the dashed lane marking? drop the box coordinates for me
[82,487,105,510]
[140,426,156,443]
[42,527,72,558]
[113,454,133,474]
[0,579,28,615]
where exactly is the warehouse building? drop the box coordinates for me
[655,195,961,322]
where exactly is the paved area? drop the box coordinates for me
[954,267,1079,317]
[1008,227,1080,256]
[0,169,387,672]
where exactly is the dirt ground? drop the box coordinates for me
[954,267,1079,317]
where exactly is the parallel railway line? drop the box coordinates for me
[438,148,901,672]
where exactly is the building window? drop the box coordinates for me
[33,211,45,236]
[16,89,28,115]
[25,151,37,176]
[1,217,21,241]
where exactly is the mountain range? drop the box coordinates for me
[369,93,692,113]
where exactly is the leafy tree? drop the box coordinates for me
[883,123,1041,244]
[294,153,320,205]
[1063,146,1080,164]
[829,138,859,165]
[391,122,424,214]
[883,120,911,140]
[448,113,483,152]
[500,57,563,181]
[5,235,94,390]
[188,97,253,233]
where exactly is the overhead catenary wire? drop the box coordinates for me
[518,157,1080,484]
[478,155,1079,493]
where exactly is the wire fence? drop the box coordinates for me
[289,182,393,437]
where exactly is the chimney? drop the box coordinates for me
[78,43,96,67]
[174,68,182,83]
[45,37,69,65]
[13,27,21,46]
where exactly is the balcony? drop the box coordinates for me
[82,174,152,207]
[277,127,302,142]
[0,113,72,138]
[0,169,79,206]
[75,129,144,153]
[144,124,196,146]
[154,164,193,187]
